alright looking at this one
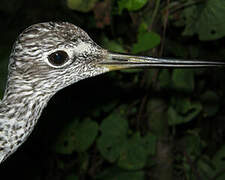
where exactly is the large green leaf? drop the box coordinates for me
[118,0,148,12]
[168,97,202,126]
[181,0,225,40]
[97,108,156,169]
[158,69,171,89]
[54,118,98,154]
[212,145,225,179]
[97,113,128,162]
[197,157,215,179]
[132,31,161,54]
[185,145,225,180]
[117,133,156,170]
[184,132,205,157]
[172,69,194,93]
[101,37,126,53]
[142,133,157,156]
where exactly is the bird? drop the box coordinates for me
[0,21,224,164]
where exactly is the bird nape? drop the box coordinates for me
[0,22,224,164]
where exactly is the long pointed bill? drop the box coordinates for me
[99,52,225,71]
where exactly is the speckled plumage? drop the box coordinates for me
[0,22,109,163]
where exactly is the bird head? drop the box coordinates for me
[8,22,109,94]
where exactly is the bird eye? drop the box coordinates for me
[48,51,69,66]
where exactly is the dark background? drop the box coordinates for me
[0,0,225,180]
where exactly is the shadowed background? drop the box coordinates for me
[0,0,225,180]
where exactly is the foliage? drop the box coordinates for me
[175,0,225,40]
[67,0,98,12]
[1,0,225,179]
[132,31,161,53]
[168,97,202,126]
[54,118,98,153]
[172,69,194,92]
[117,0,148,13]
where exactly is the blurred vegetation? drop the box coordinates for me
[0,0,225,180]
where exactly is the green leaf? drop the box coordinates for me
[168,107,183,126]
[132,31,161,53]
[181,0,225,40]
[168,98,202,126]
[73,119,98,152]
[197,157,215,179]
[67,0,97,12]
[138,22,149,34]
[158,69,171,89]
[97,113,128,162]
[97,107,156,169]
[184,155,214,180]
[142,133,157,155]
[172,69,194,93]
[183,132,210,179]
[117,133,148,170]
[54,118,98,154]
[118,0,148,12]
[184,132,205,157]
[212,145,225,179]
[101,37,126,53]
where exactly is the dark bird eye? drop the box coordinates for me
[48,51,69,66]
